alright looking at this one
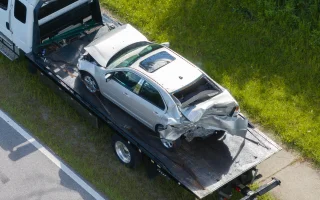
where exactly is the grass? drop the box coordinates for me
[101,0,320,165]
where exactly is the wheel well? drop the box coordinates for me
[79,70,91,77]
[155,124,164,132]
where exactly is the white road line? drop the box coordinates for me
[0,109,105,200]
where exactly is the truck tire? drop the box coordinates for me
[79,71,99,93]
[156,125,182,151]
[112,134,141,168]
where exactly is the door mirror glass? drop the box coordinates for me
[105,73,113,82]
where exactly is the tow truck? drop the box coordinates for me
[0,0,281,199]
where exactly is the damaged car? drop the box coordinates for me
[78,24,248,149]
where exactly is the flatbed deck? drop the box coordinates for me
[26,17,281,199]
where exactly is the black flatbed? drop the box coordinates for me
[25,17,281,199]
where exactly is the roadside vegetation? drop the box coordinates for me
[101,0,320,165]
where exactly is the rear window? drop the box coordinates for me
[140,51,175,73]
[39,0,78,20]
[173,76,220,107]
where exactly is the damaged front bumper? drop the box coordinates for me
[159,115,248,142]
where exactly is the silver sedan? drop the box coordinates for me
[78,24,248,149]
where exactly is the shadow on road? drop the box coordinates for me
[0,117,98,200]
[0,118,37,161]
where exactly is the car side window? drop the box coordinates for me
[0,0,8,10]
[139,81,165,110]
[113,71,141,92]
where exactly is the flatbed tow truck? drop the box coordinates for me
[0,0,281,199]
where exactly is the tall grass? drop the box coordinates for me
[101,0,320,165]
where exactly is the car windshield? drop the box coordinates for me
[108,43,163,69]
[173,76,221,108]
[107,41,151,67]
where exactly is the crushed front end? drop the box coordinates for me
[159,76,248,142]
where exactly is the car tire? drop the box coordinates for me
[156,125,182,151]
[79,71,99,93]
[112,134,141,168]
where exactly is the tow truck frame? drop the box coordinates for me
[0,0,282,199]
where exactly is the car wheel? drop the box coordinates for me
[112,134,141,168]
[156,125,182,151]
[80,71,99,93]
[211,130,226,141]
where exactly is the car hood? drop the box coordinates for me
[85,24,148,67]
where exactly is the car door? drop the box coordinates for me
[132,80,167,130]
[0,0,13,41]
[100,70,143,120]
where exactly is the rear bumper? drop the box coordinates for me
[160,114,248,141]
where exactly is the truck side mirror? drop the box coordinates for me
[161,42,170,48]
[105,73,113,82]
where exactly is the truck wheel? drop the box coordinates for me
[156,125,182,151]
[80,71,99,93]
[112,134,141,168]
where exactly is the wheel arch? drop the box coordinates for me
[78,59,97,77]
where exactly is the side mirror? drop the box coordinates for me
[161,42,170,48]
[105,73,113,82]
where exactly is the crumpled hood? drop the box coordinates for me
[159,90,248,141]
[180,90,238,122]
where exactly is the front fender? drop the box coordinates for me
[78,59,96,77]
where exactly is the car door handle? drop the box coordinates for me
[123,92,129,96]
[153,111,159,115]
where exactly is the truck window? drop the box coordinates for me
[0,0,8,10]
[39,0,78,20]
[14,0,26,23]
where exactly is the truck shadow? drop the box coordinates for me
[58,169,103,200]
[0,117,37,162]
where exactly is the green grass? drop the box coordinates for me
[101,0,320,165]
[0,59,274,199]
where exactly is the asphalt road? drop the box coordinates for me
[0,115,102,200]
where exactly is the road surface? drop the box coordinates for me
[0,111,105,200]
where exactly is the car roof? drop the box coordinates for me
[131,48,203,93]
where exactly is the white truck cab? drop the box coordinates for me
[0,0,102,60]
